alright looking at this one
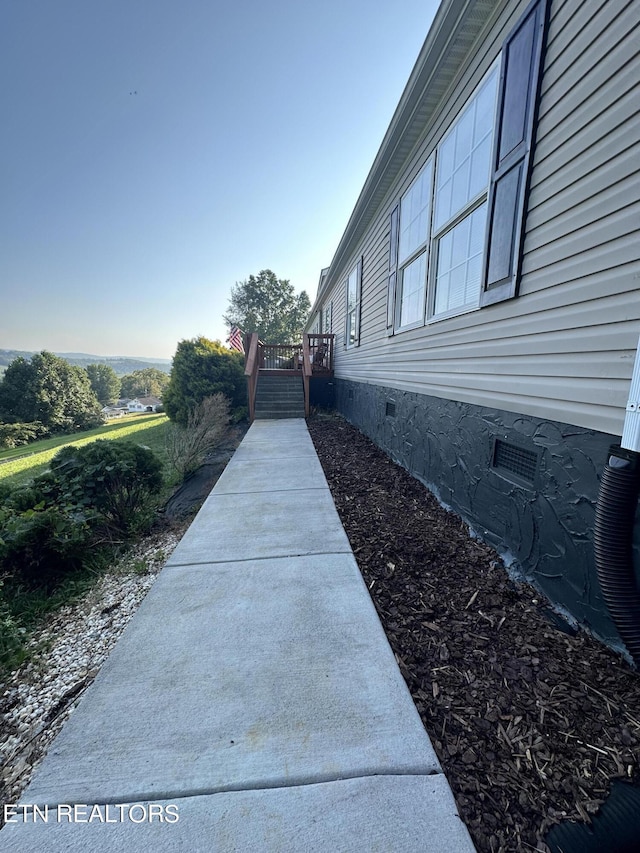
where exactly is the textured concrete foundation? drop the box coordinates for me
[334,377,633,648]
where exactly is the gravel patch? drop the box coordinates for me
[0,525,186,817]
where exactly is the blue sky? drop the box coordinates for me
[1,0,438,359]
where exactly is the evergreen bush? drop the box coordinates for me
[0,441,164,592]
[50,441,164,536]
[0,421,50,449]
[0,504,93,589]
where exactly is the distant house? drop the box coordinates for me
[101,405,126,419]
[305,0,639,652]
[127,396,162,413]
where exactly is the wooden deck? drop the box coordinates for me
[244,334,335,421]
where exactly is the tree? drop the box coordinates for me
[86,364,121,405]
[163,337,245,426]
[224,269,311,344]
[0,351,104,433]
[120,368,170,399]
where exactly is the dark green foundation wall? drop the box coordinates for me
[333,378,639,650]
[309,377,336,409]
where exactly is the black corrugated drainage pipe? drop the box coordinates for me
[594,446,640,668]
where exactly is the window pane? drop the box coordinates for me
[434,178,452,232]
[454,108,474,165]
[469,135,493,199]
[323,304,331,332]
[434,67,498,230]
[398,161,433,264]
[399,252,426,327]
[475,77,496,140]
[347,267,358,311]
[347,308,356,345]
[451,161,471,218]
[433,203,487,315]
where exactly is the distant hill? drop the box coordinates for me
[0,350,172,377]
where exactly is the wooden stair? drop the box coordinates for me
[254,374,305,419]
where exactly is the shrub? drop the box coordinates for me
[0,440,164,593]
[164,337,246,425]
[0,421,50,449]
[0,581,24,670]
[0,504,93,590]
[1,473,59,513]
[165,393,230,478]
[50,440,164,536]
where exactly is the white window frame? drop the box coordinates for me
[428,60,500,322]
[392,60,500,332]
[395,158,434,332]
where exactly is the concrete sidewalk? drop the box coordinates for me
[2,419,475,852]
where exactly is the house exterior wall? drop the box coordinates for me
[309,0,640,648]
[318,0,639,437]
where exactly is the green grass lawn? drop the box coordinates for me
[0,414,172,487]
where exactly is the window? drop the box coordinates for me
[323,301,332,334]
[345,259,362,347]
[395,160,434,329]
[433,70,497,232]
[430,65,498,318]
[388,68,497,330]
[386,0,548,328]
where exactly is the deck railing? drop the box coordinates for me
[306,334,334,374]
[244,333,335,422]
[243,333,260,423]
[259,344,302,371]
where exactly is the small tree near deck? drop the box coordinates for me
[165,393,230,478]
[224,269,310,344]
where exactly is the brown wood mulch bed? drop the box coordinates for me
[307,412,640,853]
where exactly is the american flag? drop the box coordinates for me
[227,325,245,353]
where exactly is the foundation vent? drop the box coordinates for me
[385,401,396,417]
[492,439,538,485]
